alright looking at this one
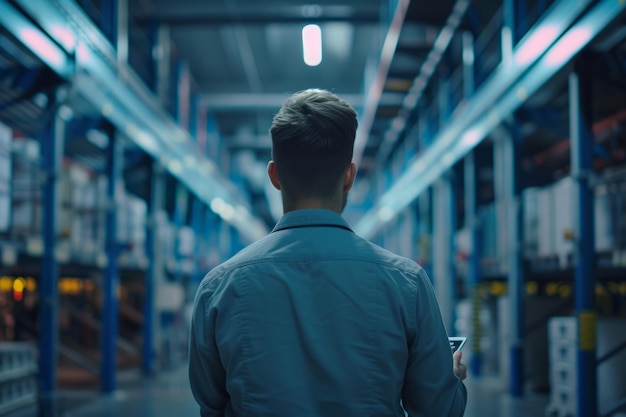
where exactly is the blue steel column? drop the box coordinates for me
[417,188,433,282]
[100,0,117,43]
[190,197,204,286]
[504,0,527,46]
[102,129,121,393]
[433,175,455,333]
[463,29,482,376]
[503,123,524,397]
[436,72,456,333]
[39,104,64,417]
[143,162,164,376]
[570,57,596,417]
[174,182,189,274]
[464,153,483,375]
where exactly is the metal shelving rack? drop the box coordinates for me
[351,1,626,417]
[0,0,270,414]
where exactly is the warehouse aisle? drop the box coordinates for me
[46,366,548,417]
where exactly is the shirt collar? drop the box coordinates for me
[271,209,353,233]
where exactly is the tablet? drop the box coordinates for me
[449,337,467,353]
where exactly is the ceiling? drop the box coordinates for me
[139,0,387,150]
[132,0,471,226]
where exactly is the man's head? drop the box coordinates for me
[268,89,358,213]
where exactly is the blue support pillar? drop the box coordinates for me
[570,57,596,417]
[102,129,121,393]
[174,182,188,230]
[175,60,191,132]
[515,0,527,44]
[502,0,516,64]
[502,0,526,46]
[438,76,451,127]
[204,208,213,254]
[100,0,117,43]
[464,153,483,376]
[39,105,63,416]
[417,189,433,282]
[189,93,199,140]
[504,123,524,397]
[173,182,189,273]
[462,31,475,100]
[433,175,456,333]
[462,28,482,375]
[147,18,159,92]
[190,197,204,286]
[116,0,128,66]
[143,207,155,377]
[206,112,219,161]
[143,162,164,376]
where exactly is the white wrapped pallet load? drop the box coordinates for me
[57,164,72,238]
[155,210,175,261]
[178,226,195,257]
[547,317,626,417]
[552,176,575,268]
[0,122,11,232]
[594,183,613,252]
[522,187,540,257]
[114,182,133,245]
[68,164,93,256]
[536,186,555,257]
[69,163,90,208]
[454,227,471,261]
[127,195,147,261]
[95,174,107,254]
[10,139,41,236]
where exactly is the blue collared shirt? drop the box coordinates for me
[189,209,467,417]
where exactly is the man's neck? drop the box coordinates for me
[283,199,342,215]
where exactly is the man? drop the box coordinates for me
[189,89,467,417]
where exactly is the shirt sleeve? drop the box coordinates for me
[402,268,467,417]
[189,277,230,417]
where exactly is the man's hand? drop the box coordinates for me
[453,350,467,381]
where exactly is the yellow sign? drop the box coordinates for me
[579,311,596,351]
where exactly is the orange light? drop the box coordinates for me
[13,278,25,293]
[13,278,25,302]
[25,278,37,292]
[0,277,12,292]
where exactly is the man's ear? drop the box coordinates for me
[343,162,357,193]
[267,161,281,191]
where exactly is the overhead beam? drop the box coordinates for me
[199,92,406,111]
[376,0,471,164]
[137,5,381,25]
[353,0,411,167]
[139,14,381,26]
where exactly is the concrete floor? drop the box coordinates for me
[10,366,550,417]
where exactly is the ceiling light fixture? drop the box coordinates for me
[302,24,322,66]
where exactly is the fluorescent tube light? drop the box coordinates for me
[302,24,322,66]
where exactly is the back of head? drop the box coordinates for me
[269,89,358,202]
